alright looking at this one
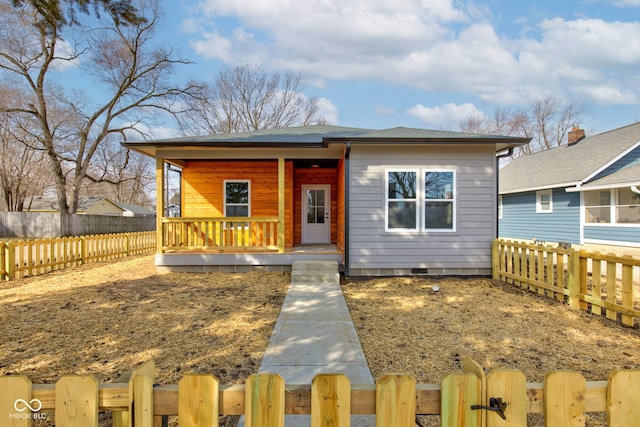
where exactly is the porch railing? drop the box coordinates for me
[162,217,280,252]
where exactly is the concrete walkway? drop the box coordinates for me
[238,260,374,426]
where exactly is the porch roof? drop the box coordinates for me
[122,125,530,158]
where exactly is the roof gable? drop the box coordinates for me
[499,122,640,194]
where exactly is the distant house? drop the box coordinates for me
[499,122,640,247]
[117,203,156,217]
[24,196,154,217]
[123,125,528,275]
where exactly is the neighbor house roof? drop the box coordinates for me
[122,124,530,158]
[499,122,640,194]
[25,196,126,214]
[116,203,155,216]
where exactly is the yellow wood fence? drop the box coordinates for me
[493,239,640,327]
[0,231,156,281]
[1,359,639,426]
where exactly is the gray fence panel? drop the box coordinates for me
[0,212,155,238]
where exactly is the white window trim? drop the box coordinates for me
[498,195,503,219]
[224,179,251,217]
[423,169,456,232]
[385,168,419,232]
[584,188,640,227]
[384,168,457,233]
[536,189,553,213]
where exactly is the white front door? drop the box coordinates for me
[302,185,330,244]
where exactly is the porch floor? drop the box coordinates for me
[156,244,343,273]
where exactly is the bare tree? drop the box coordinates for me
[0,87,51,210]
[83,139,154,206]
[459,96,587,157]
[0,0,193,214]
[180,64,326,135]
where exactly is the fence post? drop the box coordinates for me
[80,236,86,265]
[7,242,15,280]
[125,233,131,257]
[491,240,499,280]
[567,248,581,311]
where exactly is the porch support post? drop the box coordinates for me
[278,158,285,253]
[156,157,165,254]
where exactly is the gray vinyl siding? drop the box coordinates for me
[499,189,581,244]
[348,144,497,274]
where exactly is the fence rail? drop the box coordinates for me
[1,359,638,426]
[162,217,280,252]
[493,239,640,327]
[1,231,156,280]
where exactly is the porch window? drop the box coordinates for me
[536,189,553,213]
[424,170,455,230]
[585,188,640,224]
[224,180,250,217]
[585,190,611,223]
[386,170,418,230]
[616,187,640,224]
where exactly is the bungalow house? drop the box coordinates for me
[499,122,640,247]
[123,125,528,275]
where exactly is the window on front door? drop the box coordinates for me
[224,180,250,217]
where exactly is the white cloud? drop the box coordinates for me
[317,97,339,124]
[188,0,640,110]
[406,103,486,128]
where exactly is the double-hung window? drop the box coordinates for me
[385,169,456,232]
[536,189,553,213]
[424,171,455,230]
[224,180,250,217]
[386,171,418,230]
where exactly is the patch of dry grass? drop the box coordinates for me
[343,276,640,427]
[0,255,289,386]
[342,276,640,383]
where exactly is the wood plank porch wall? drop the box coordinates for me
[182,160,295,247]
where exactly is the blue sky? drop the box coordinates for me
[154,0,640,135]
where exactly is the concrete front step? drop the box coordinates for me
[291,259,339,272]
[290,260,340,285]
[290,272,340,285]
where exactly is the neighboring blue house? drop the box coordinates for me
[499,122,640,247]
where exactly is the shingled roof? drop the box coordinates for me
[499,122,640,194]
[122,124,529,158]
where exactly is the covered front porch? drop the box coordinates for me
[154,152,345,271]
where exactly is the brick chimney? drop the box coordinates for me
[568,125,585,145]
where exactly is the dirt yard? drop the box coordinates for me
[0,255,289,386]
[2,256,640,426]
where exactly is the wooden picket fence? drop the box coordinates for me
[493,239,640,328]
[0,231,156,280]
[1,359,640,426]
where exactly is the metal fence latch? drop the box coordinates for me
[471,397,508,420]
